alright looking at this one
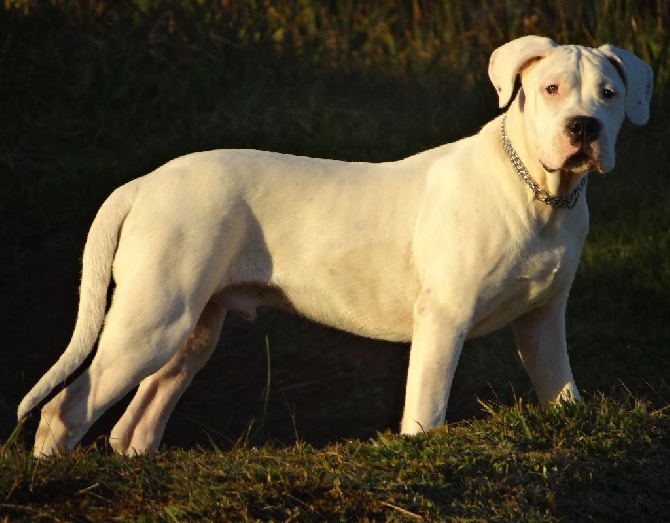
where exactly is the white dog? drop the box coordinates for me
[18,36,652,456]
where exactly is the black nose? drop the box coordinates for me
[566,116,601,145]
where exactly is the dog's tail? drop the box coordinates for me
[17,183,136,420]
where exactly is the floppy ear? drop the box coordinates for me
[598,44,653,126]
[488,35,558,108]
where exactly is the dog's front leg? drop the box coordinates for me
[513,293,580,405]
[400,291,471,435]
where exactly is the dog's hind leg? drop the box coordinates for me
[32,283,211,457]
[109,301,226,455]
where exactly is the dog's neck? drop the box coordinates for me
[501,111,588,210]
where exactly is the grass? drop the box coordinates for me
[1,0,669,520]
[2,396,668,521]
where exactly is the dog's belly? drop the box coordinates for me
[216,247,419,343]
[215,264,558,344]
[213,282,413,341]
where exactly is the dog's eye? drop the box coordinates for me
[602,88,616,100]
[545,84,558,95]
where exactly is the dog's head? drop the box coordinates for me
[489,35,653,175]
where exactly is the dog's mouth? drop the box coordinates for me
[541,148,603,175]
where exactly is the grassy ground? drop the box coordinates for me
[1,0,669,520]
[2,397,669,521]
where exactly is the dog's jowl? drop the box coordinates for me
[19,36,653,456]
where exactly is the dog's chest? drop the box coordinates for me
[469,231,580,337]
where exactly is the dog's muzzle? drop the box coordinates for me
[565,116,601,146]
[550,116,604,174]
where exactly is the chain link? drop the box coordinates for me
[501,115,587,209]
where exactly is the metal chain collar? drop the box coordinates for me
[501,115,587,209]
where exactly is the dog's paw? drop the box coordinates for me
[554,382,581,403]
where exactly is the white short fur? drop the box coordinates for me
[18,36,653,456]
